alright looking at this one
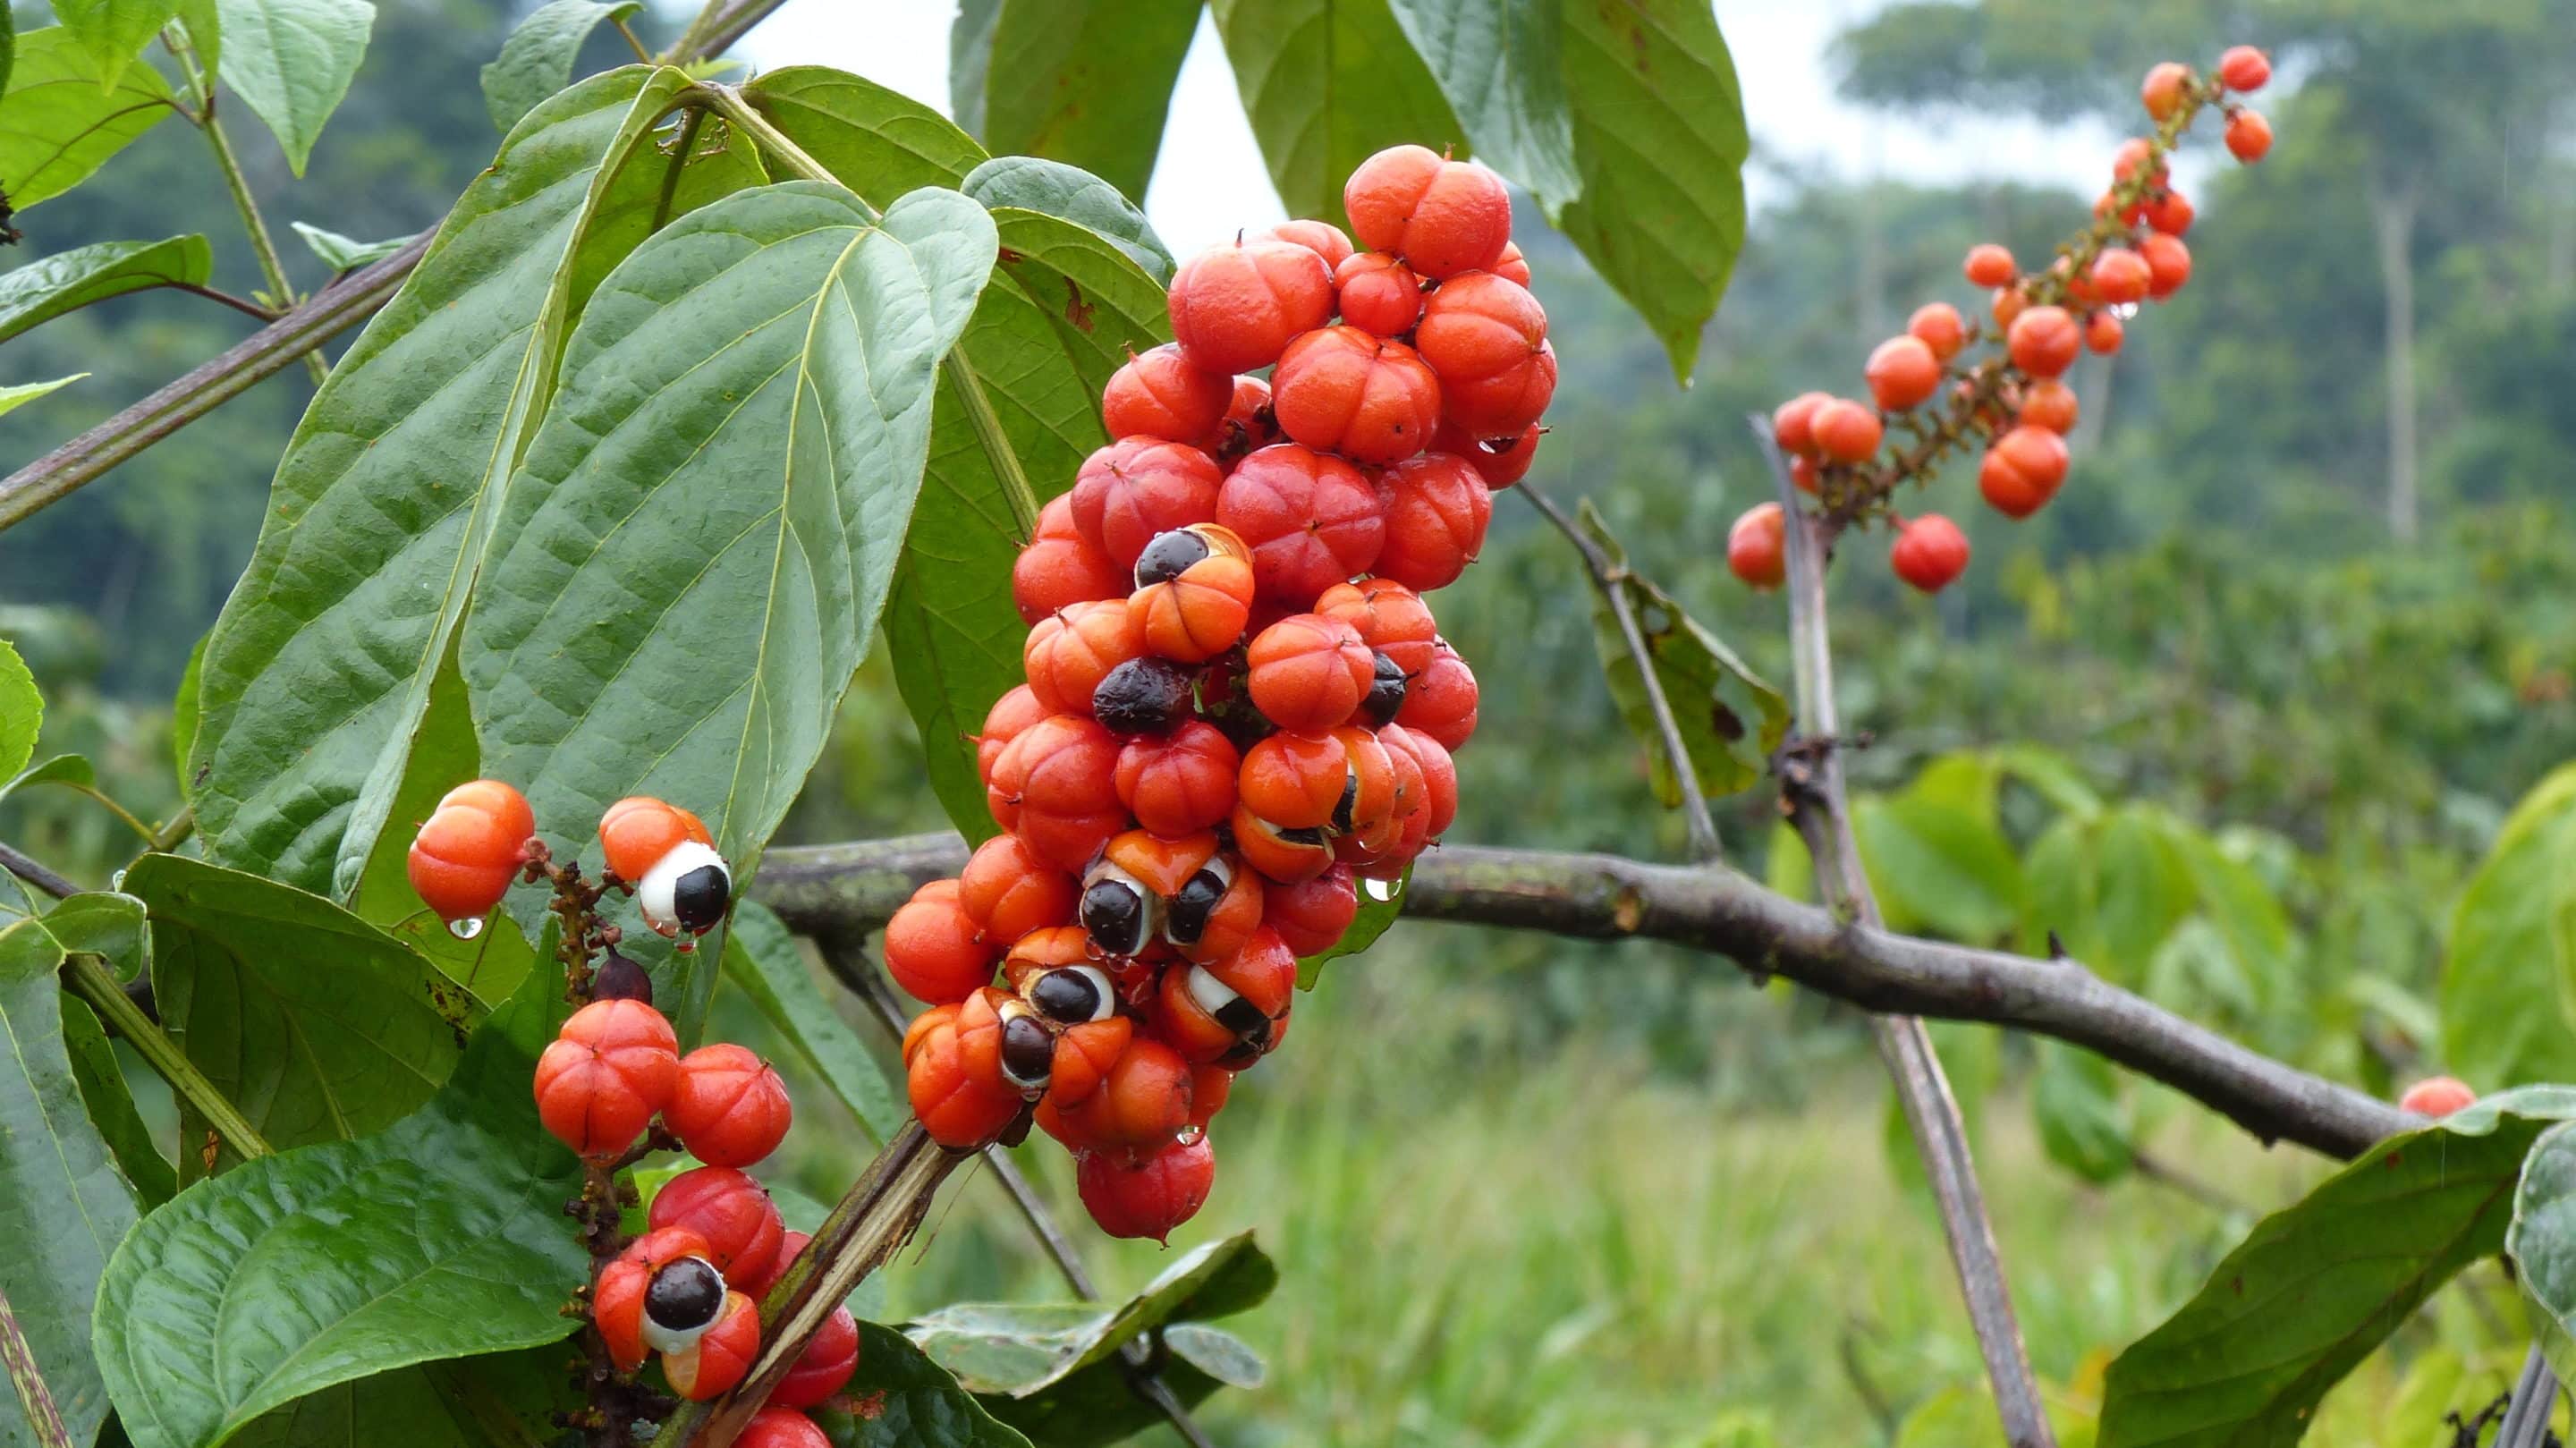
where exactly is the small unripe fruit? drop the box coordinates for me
[1101,343,1234,445]
[648,1166,786,1290]
[1394,640,1478,751]
[1414,272,1555,436]
[1809,398,1882,464]
[1963,243,2016,288]
[1864,335,1942,411]
[958,833,1079,948]
[2225,109,2272,163]
[1114,721,1241,837]
[1727,502,1787,590]
[769,1308,860,1410]
[885,880,998,1004]
[2017,378,2079,434]
[1217,444,1385,605]
[738,1409,832,1448]
[1432,419,1539,488]
[2399,1076,2475,1118]
[1979,426,2070,519]
[2139,233,2191,299]
[1334,250,1424,335]
[1890,514,1970,594]
[1270,326,1444,464]
[1342,144,1512,279]
[2140,62,2191,120]
[665,1043,792,1168]
[1069,437,1224,570]
[1167,239,1335,373]
[2089,248,2150,307]
[1907,303,1966,360]
[1079,1131,1216,1242]
[2006,306,2080,377]
[2217,45,2270,92]
[534,998,680,1161]
[661,1291,759,1401]
[1373,452,1491,592]
[1257,217,1354,270]
[1246,614,1375,732]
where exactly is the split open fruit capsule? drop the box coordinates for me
[599,796,733,942]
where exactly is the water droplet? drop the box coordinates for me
[674,938,696,955]
[445,915,486,940]
[1362,877,1401,903]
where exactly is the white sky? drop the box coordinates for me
[736,0,2140,257]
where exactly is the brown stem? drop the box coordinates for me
[0,1284,71,1448]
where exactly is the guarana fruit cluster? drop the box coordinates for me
[887,141,1538,1242]
[1732,45,2275,597]
[409,786,849,1435]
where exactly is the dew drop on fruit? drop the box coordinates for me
[445,915,486,940]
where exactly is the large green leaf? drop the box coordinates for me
[211,0,375,174]
[0,637,36,781]
[0,234,213,344]
[741,66,989,203]
[0,917,141,1448]
[93,965,586,1448]
[1852,793,2022,944]
[466,181,995,911]
[721,899,903,1144]
[2445,763,2576,1087]
[125,854,477,1182]
[1573,500,1788,806]
[1207,0,1462,228]
[2098,1086,2576,1448]
[46,892,176,1207]
[188,67,745,900]
[50,0,180,84]
[947,0,1199,201]
[1385,0,1748,381]
[2510,1118,2576,1376]
[219,1350,572,1448]
[961,157,1172,281]
[2030,1038,2132,1187]
[813,1323,1033,1448]
[0,27,176,210]
[479,0,640,133]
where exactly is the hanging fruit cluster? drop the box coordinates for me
[409,786,849,1437]
[1734,45,2275,596]
[890,141,1538,1242]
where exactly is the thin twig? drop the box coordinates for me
[60,950,271,1162]
[0,843,77,900]
[612,15,653,63]
[1520,481,1723,861]
[165,282,284,322]
[2497,1344,2560,1448]
[165,26,327,386]
[1753,417,2051,1448]
[0,1284,71,1448]
[657,0,794,64]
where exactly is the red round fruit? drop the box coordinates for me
[2111,137,2166,189]
[1979,426,2070,519]
[1908,302,1967,360]
[1314,577,1436,676]
[1210,375,1277,458]
[769,1308,860,1409]
[2140,233,2192,298]
[2140,61,2191,120]
[407,779,532,924]
[1080,1130,1216,1242]
[1114,722,1241,837]
[1051,1034,1193,1151]
[986,715,1126,870]
[1863,334,1942,411]
[1264,866,1359,955]
[1258,218,1354,270]
[661,1291,759,1401]
[975,685,1047,783]
[1342,144,1512,279]
[2225,109,2272,163]
[2144,189,2195,237]
[648,1166,786,1290]
[1381,722,1457,838]
[1414,272,1554,436]
[1246,614,1375,732]
[1068,437,1223,571]
[1101,343,1234,446]
[1493,240,1530,287]
[1230,802,1336,885]
[1238,732,1349,832]
[738,1410,832,1448]
[2006,306,2080,377]
[1216,443,1385,605]
[2089,248,2150,307]
[1373,453,1490,592]
[2018,378,2079,434]
[1963,243,2016,288]
[593,1226,713,1371]
[1991,286,2028,328]
[1013,495,1126,625]
[1129,524,1256,665]
[665,1043,792,1168]
[958,833,1080,948]
[598,796,711,884]
[885,880,998,1004]
[1890,513,1970,594]
[1334,250,1425,335]
[2085,309,2124,355]
[1809,398,1882,464]
[1433,418,1538,487]
[1167,239,1335,373]
[1394,639,1477,750]
[1270,325,1444,464]
[1022,598,1147,717]
[1727,502,1787,590]
[2399,1076,2475,1118]
[1771,392,1829,455]
[2217,45,2269,92]
[534,998,680,1161]
[905,1003,1025,1149]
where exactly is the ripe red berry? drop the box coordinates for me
[2017,378,2079,434]
[665,1043,792,1168]
[1991,286,2027,328]
[975,685,1047,783]
[1963,243,2016,288]
[738,1409,832,1448]
[1890,514,1970,594]
[1494,240,1530,287]
[2144,189,2195,237]
[2217,45,2269,92]
[1270,325,1444,464]
[904,1003,1025,1149]
[1246,614,1375,732]
[534,998,679,1161]
[661,1291,759,1401]
[1257,217,1354,270]
[885,880,998,1004]
[1079,1131,1216,1242]
[769,1307,860,1410]
[1393,639,1477,750]
[2111,137,2166,190]
[1727,502,1787,590]
[1114,721,1241,837]
[1154,928,1295,1066]
[1211,375,1278,460]
[1167,239,1335,373]
[1188,1063,1234,1129]
[1263,866,1359,956]
[1334,250,1425,335]
[1979,425,2070,519]
[2138,234,2192,300]
[1238,732,1349,832]
[1315,577,1437,676]
[957,833,1079,949]
[1012,495,1127,625]
[2089,248,2151,307]
[598,796,712,884]
[2140,61,2191,120]
[1809,398,1882,464]
[1216,443,1385,605]
[1228,800,1335,885]
[1069,437,1224,571]
[1022,599,1147,717]
[2006,306,2080,377]
[1907,303,1966,361]
[1414,272,1555,436]
[2084,309,2124,355]
[2398,1076,2475,1118]
[1374,453,1491,592]
[1342,144,1512,279]
[1433,419,1538,488]
[1771,392,1829,455]
[1046,1034,1193,1151]
[407,779,533,925]
[2225,109,2272,163]
[1864,335,1942,411]
[1382,723,1458,839]
[593,1226,713,1370]
[1101,343,1235,445]
[985,715,1125,869]
[648,1166,786,1290]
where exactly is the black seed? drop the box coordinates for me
[1331,772,1359,834]
[1030,968,1104,1025]
[1093,657,1194,735]
[671,864,730,933]
[1000,1015,1055,1088]
[593,949,654,1007]
[644,1257,724,1334]
[1212,992,1271,1037]
[1134,528,1215,588]
[1278,826,1326,847]
[1362,650,1407,725]
[1166,870,1225,945]
[1081,879,1151,955]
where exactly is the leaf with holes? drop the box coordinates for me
[0,27,177,208]
[479,0,640,132]
[948,0,1199,202]
[0,234,213,344]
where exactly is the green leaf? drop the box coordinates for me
[742,66,990,207]
[0,916,141,1448]
[812,1322,1033,1448]
[60,994,176,1207]
[173,632,206,800]
[1384,0,1748,381]
[174,0,217,75]
[0,637,38,782]
[123,853,479,1181]
[210,0,376,174]
[92,965,587,1448]
[0,27,176,209]
[2031,1039,2131,1186]
[0,234,213,344]
[189,67,743,900]
[721,899,903,1145]
[220,1351,572,1448]
[479,0,640,133]
[948,0,1199,202]
[1991,743,2102,820]
[2445,763,2576,1087]
[0,4,14,96]
[961,156,1173,280]
[1208,0,1462,228]
[1573,500,1788,804]
[2510,1119,2576,1372]
[2093,806,2196,984]
[50,0,180,85]
[1852,793,2022,944]
[0,371,89,419]
[1297,864,1405,989]
[2098,1085,2576,1448]
[465,182,996,908]
[286,220,411,272]
[42,891,147,983]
